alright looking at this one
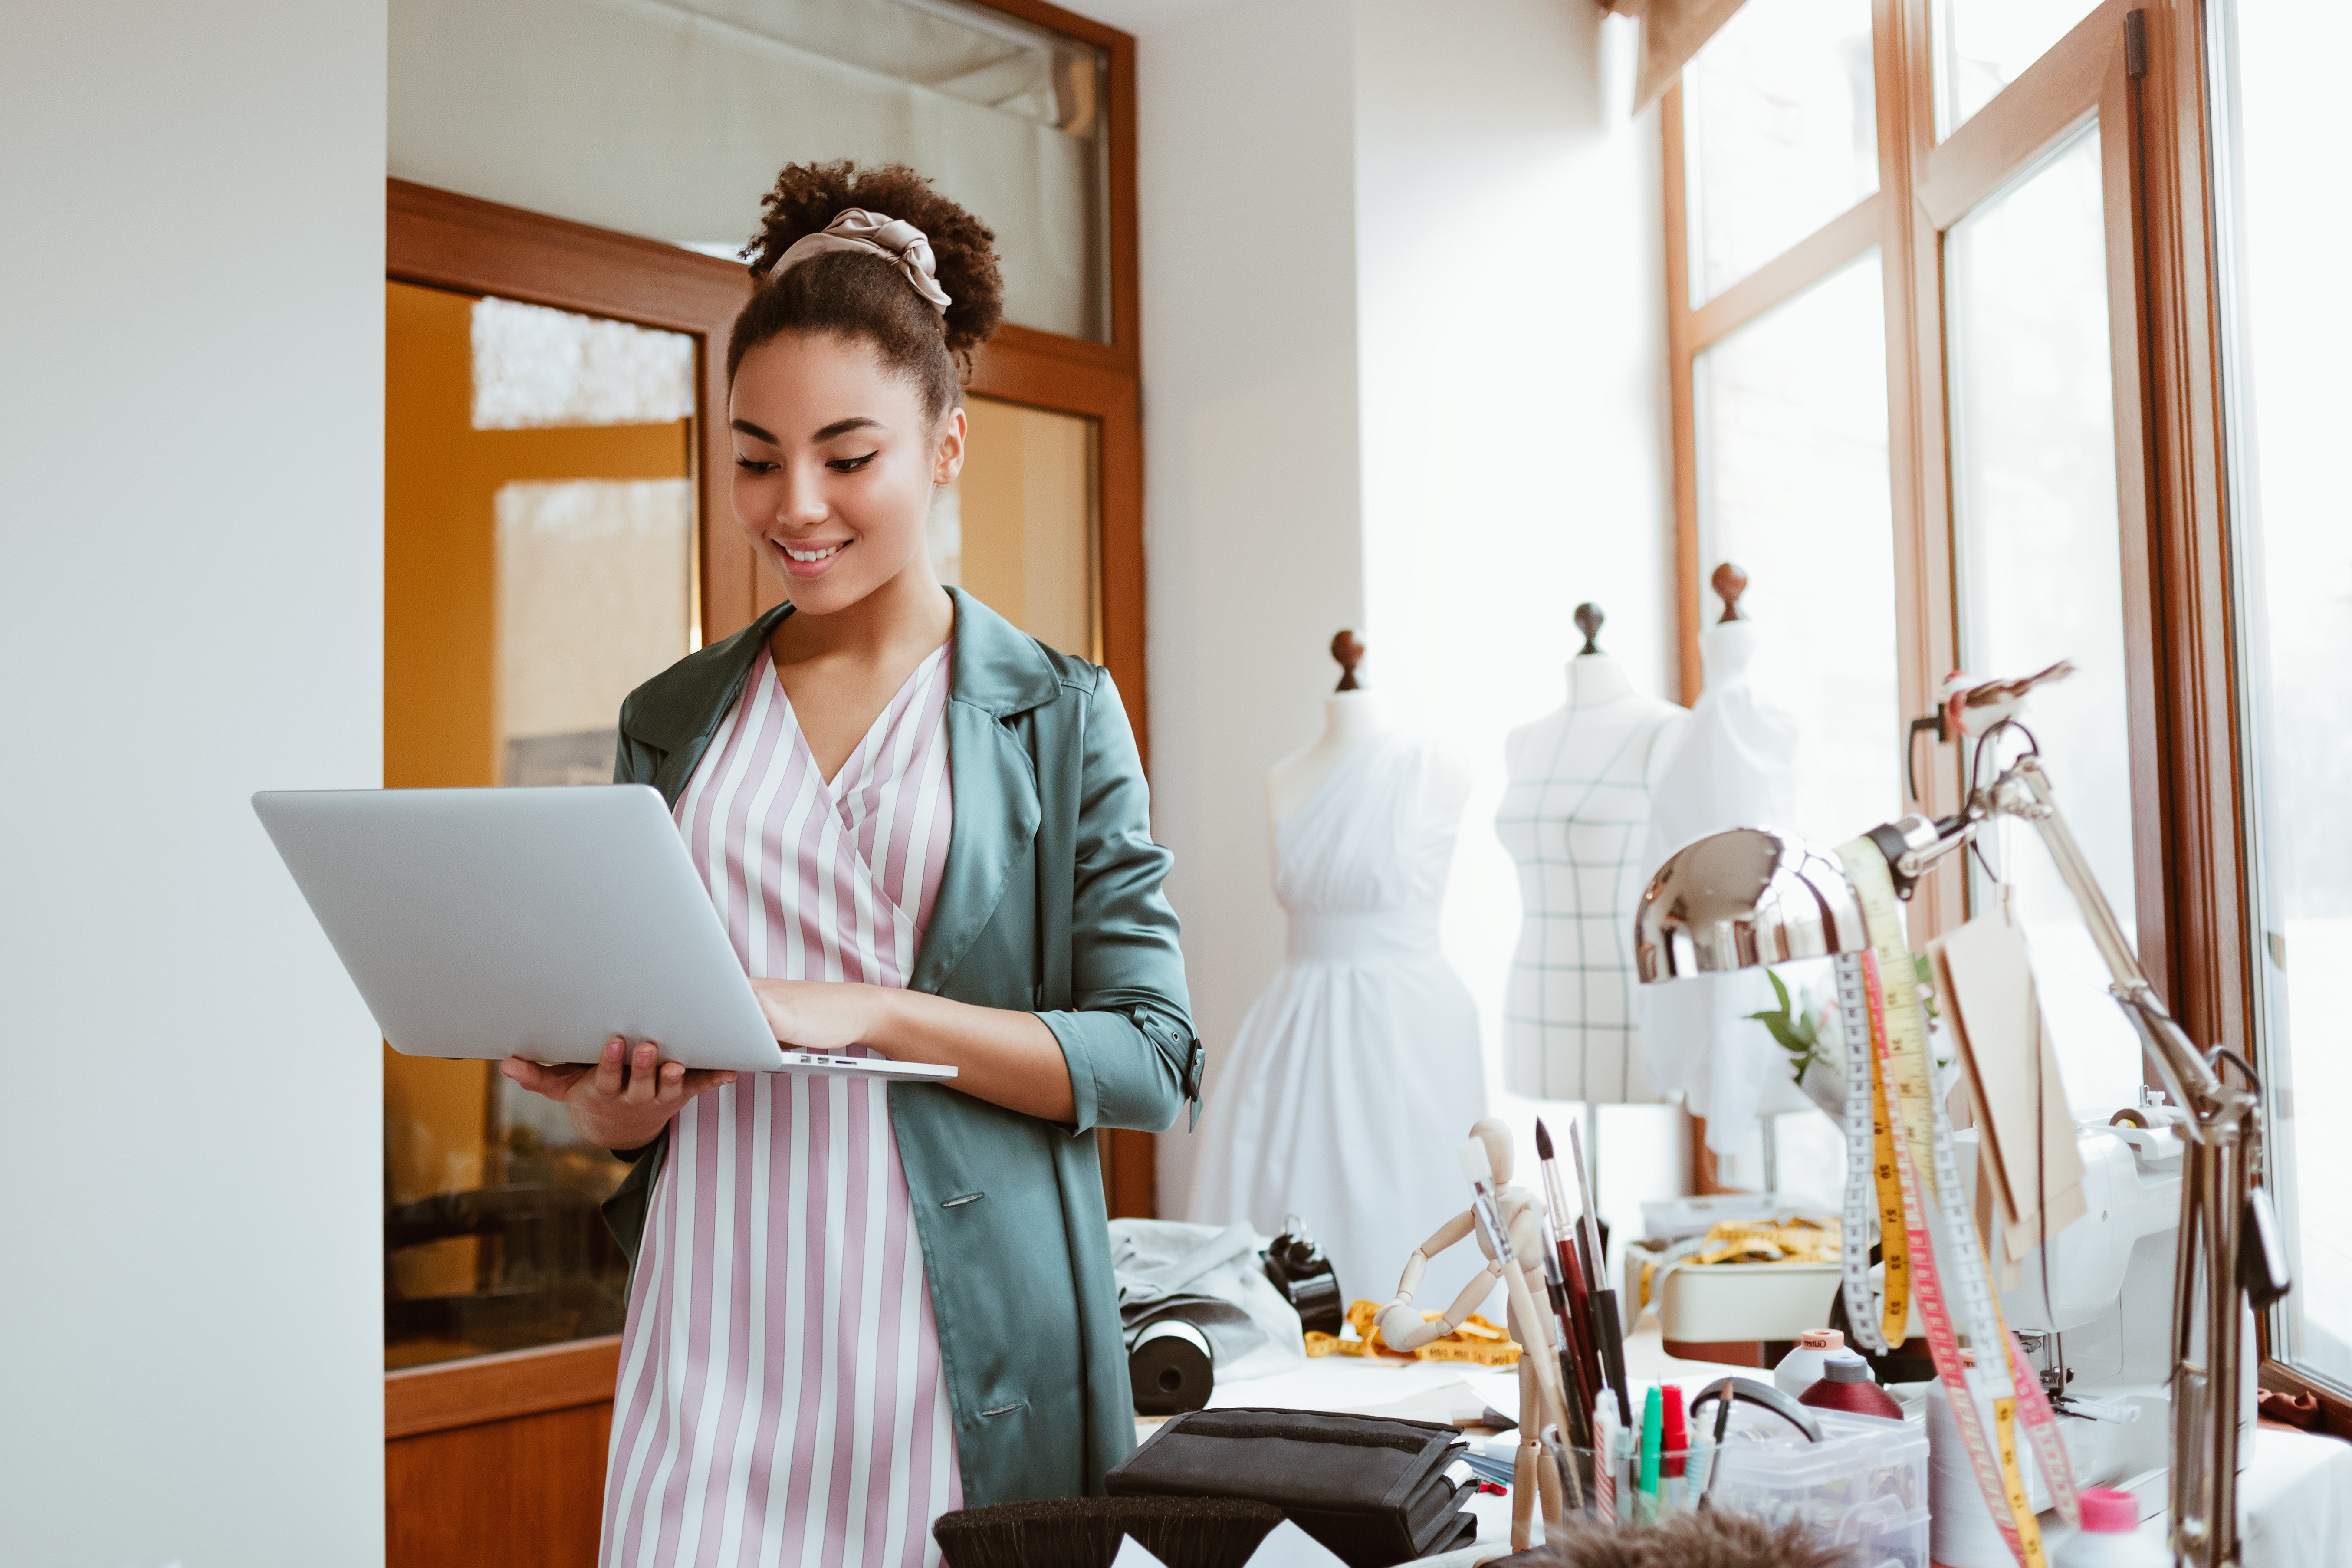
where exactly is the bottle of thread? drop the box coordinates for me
[1798,1350,1905,1421]
[2052,1488,2168,1568]
[1773,1329,1849,1397]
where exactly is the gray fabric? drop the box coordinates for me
[1109,1218,1305,1383]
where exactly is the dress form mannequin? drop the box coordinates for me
[1639,565,1804,1172]
[1269,634,1392,824]
[1191,632,1486,1305]
[1496,605,1688,1211]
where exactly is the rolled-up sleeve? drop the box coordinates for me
[1035,670,1199,1136]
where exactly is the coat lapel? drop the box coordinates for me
[623,604,792,808]
[909,589,1061,995]
[619,586,1054,991]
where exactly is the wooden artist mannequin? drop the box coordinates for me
[1268,630,1393,825]
[1377,1118,1571,1549]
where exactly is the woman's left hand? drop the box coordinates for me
[750,977,892,1054]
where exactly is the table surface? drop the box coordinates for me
[1137,1327,2352,1565]
[1136,1325,1755,1552]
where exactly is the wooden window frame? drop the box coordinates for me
[381,0,1150,1460]
[1663,0,2271,1404]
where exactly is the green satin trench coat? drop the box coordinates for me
[598,587,1202,1506]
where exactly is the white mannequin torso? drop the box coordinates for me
[1268,691,1393,826]
[1494,654,1689,1102]
[1195,688,1486,1304]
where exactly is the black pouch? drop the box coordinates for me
[1104,1407,1479,1565]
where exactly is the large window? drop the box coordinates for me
[1669,0,2334,1420]
[1663,3,2239,1213]
[1693,253,1896,852]
[1945,125,2144,1118]
[2210,1,2352,1400]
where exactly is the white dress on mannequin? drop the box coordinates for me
[1495,654,1688,1102]
[1639,617,1803,1155]
[1189,695,1487,1306]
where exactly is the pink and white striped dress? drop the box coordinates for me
[601,639,962,1568]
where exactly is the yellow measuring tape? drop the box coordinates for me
[1841,835,1936,1349]
[1304,1299,1523,1367]
[1840,842,2066,1566]
[1868,1032,1911,1348]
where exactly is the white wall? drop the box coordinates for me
[1115,0,1370,1213]
[1084,0,1689,1243]
[0,5,389,1565]
[1350,0,1688,1246]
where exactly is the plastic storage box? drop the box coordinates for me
[1706,1407,1930,1568]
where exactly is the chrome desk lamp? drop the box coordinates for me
[1632,664,2287,1568]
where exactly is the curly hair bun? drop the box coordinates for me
[728,161,1005,417]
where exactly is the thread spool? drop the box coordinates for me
[1129,1318,1215,1416]
[1929,1369,2055,1568]
[1798,1352,1904,1422]
[1772,1329,1847,1397]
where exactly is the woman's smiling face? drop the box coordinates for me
[729,330,965,615]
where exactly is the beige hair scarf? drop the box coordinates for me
[767,208,952,316]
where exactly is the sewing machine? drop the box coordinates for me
[1627,1103,2253,1519]
[1949,1101,2256,1520]
[1951,1109,2183,1509]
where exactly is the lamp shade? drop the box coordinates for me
[1633,828,1868,982]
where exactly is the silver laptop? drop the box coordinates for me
[252,785,956,1081]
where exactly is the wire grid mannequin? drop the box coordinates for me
[1496,704,1683,1104]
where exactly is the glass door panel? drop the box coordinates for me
[1946,126,2143,1118]
[1682,0,1878,304]
[384,279,696,1369]
[936,394,1100,662]
[391,0,1112,340]
[1695,253,1899,848]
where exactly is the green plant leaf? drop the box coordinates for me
[1744,965,1823,1083]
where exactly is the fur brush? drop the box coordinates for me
[932,1495,1284,1568]
[1489,1509,1856,1568]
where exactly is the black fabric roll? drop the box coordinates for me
[1128,1318,1215,1415]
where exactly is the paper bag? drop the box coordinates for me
[1930,911,2086,1263]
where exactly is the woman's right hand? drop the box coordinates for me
[498,1037,737,1151]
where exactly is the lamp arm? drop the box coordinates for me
[1976,753,2265,1568]
[1991,756,2241,1124]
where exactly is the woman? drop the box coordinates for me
[499,161,1201,1568]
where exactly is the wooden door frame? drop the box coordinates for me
[381,0,1153,1450]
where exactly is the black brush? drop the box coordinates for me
[1531,1119,1596,1452]
[1567,1118,1633,1431]
[1535,1119,1606,1418]
[933,1495,1284,1568]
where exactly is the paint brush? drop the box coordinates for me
[1534,1219,1594,1453]
[1568,1118,1634,1430]
[1534,1118,1606,1413]
[1527,1121,1593,1451]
